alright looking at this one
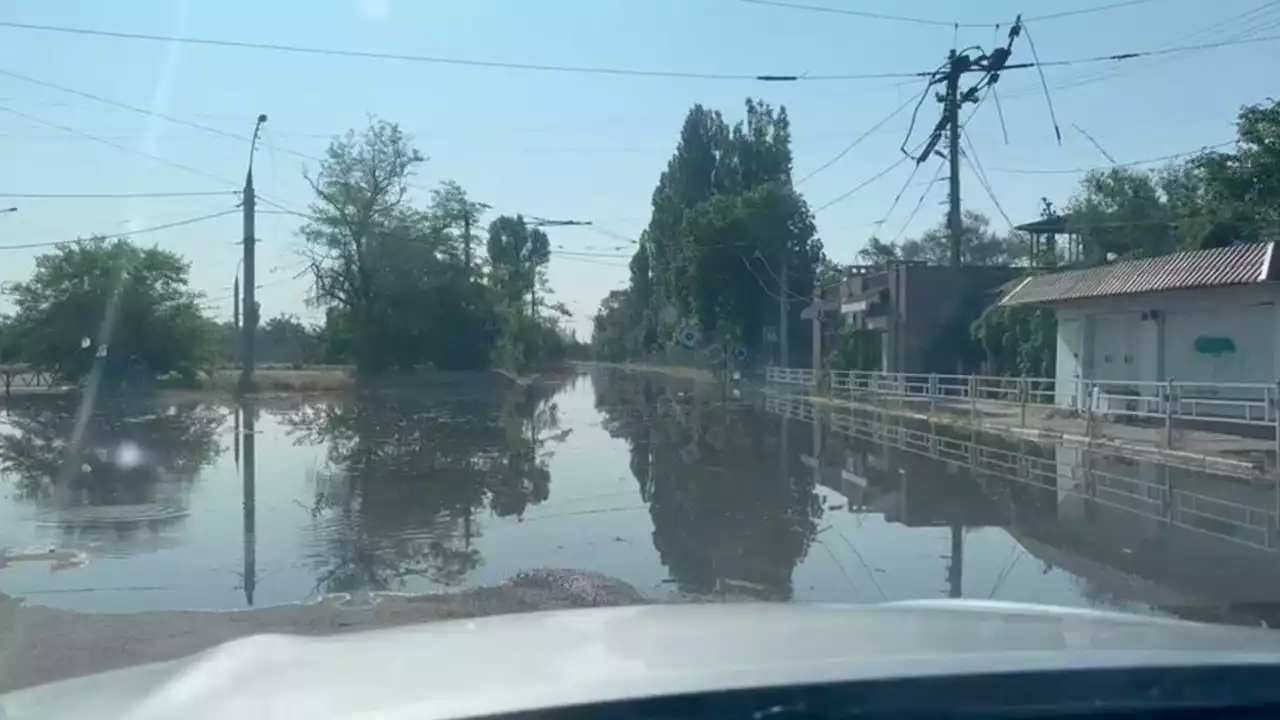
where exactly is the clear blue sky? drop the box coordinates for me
[0,0,1273,337]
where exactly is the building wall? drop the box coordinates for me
[1052,284,1280,409]
[897,265,1022,375]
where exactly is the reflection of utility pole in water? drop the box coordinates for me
[233,401,241,470]
[242,399,257,607]
[945,525,964,598]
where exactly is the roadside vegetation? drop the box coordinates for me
[587,97,1280,378]
[0,119,587,392]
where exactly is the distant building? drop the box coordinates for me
[825,264,1021,374]
[998,242,1280,411]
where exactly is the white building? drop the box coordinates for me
[998,242,1280,414]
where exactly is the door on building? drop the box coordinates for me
[1091,313,1141,384]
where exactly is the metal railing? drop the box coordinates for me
[818,370,1279,430]
[764,394,1280,553]
[765,366,818,387]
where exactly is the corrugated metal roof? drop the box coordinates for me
[999,242,1277,307]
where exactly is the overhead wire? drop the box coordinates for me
[554,255,631,268]
[1071,123,1117,164]
[795,93,921,185]
[0,20,855,82]
[730,0,1158,27]
[872,161,924,230]
[1001,3,1280,98]
[988,140,1235,174]
[0,190,235,199]
[960,135,1015,230]
[1018,22,1062,145]
[0,20,1276,83]
[0,66,320,163]
[889,161,946,243]
[741,256,805,303]
[0,104,240,188]
[813,154,913,212]
[0,208,239,250]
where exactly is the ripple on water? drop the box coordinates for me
[35,504,190,527]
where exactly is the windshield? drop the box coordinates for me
[1,0,1278,696]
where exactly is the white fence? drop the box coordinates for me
[765,366,817,387]
[765,367,1280,433]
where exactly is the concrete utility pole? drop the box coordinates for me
[910,18,1021,269]
[528,215,590,320]
[232,275,240,365]
[462,200,493,283]
[462,213,473,282]
[944,51,964,268]
[779,250,790,368]
[239,113,267,394]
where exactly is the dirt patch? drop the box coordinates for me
[0,569,648,694]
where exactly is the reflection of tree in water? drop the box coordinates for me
[592,371,822,600]
[283,381,568,595]
[0,395,223,507]
[0,396,224,552]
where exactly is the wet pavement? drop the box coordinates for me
[3,368,1280,626]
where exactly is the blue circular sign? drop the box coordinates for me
[734,347,749,362]
[679,327,700,349]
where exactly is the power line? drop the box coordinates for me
[554,255,630,268]
[4,19,1273,83]
[555,249,633,259]
[0,208,238,250]
[795,94,919,185]
[1004,2,1280,99]
[0,104,239,188]
[730,0,1158,27]
[0,190,235,199]
[960,137,1014,230]
[814,154,912,213]
[0,67,321,163]
[873,162,924,230]
[0,20,831,82]
[987,140,1235,174]
[890,161,946,243]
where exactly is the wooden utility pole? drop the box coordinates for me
[238,114,267,394]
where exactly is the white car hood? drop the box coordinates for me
[5,601,1280,720]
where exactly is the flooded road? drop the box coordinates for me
[2,368,1280,626]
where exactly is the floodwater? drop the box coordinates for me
[2,368,1280,625]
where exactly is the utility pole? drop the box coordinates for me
[462,200,493,283]
[945,51,964,268]
[779,249,790,368]
[462,213,473,282]
[232,275,240,366]
[528,216,590,321]
[909,19,1021,269]
[239,113,267,394]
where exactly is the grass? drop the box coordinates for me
[153,367,354,395]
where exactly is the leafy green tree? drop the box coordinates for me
[1065,167,1179,263]
[897,211,1024,266]
[857,237,900,267]
[1183,99,1280,247]
[301,121,498,373]
[486,215,550,318]
[427,180,487,279]
[258,314,323,366]
[598,98,821,365]
[8,239,212,383]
